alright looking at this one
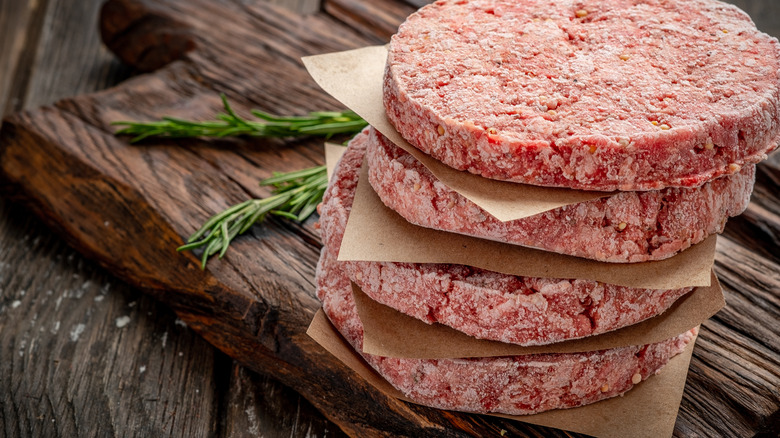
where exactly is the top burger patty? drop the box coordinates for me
[384,0,780,191]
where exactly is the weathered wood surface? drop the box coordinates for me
[0,0,344,437]
[0,0,778,437]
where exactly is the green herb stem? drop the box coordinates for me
[112,94,367,143]
[176,164,330,269]
[115,95,360,268]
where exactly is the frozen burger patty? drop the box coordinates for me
[320,129,692,346]
[384,0,780,191]
[367,127,755,263]
[316,235,696,415]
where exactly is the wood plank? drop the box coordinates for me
[221,363,347,438]
[0,199,223,437]
[0,0,47,116]
[17,0,134,109]
[0,0,345,436]
[323,0,417,41]
[267,0,320,15]
[0,0,778,436]
[0,0,224,436]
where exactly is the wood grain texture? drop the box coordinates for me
[0,0,345,437]
[323,0,417,42]
[0,0,49,116]
[0,0,778,436]
[1,1,218,437]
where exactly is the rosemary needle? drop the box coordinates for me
[112,94,363,268]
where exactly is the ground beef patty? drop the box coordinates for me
[384,0,780,191]
[321,129,692,346]
[316,229,697,415]
[367,127,755,263]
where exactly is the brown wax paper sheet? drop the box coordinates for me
[302,46,610,223]
[354,271,722,358]
[307,310,697,438]
[325,142,346,180]
[338,163,715,290]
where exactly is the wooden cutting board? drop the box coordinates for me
[1,0,778,436]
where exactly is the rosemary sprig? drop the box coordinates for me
[113,94,362,268]
[178,165,329,269]
[112,94,367,143]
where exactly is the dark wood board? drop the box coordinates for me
[0,0,778,436]
[0,0,346,436]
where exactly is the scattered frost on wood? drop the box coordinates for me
[70,323,86,341]
[115,316,131,328]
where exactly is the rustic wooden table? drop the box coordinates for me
[0,0,778,437]
[0,1,344,436]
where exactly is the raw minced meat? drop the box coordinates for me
[319,129,693,347]
[384,0,780,190]
[367,127,754,263]
[317,187,695,415]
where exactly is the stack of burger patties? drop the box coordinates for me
[315,0,780,415]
